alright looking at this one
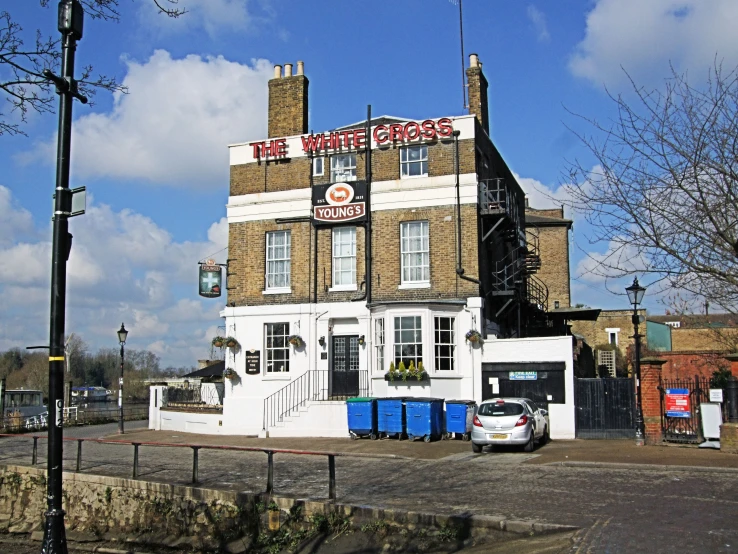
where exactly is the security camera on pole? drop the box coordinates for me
[42,1,88,552]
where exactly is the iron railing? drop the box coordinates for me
[1,404,149,433]
[263,370,369,432]
[0,432,400,501]
[660,376,711,443]
[163,385,223,409]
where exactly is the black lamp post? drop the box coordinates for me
[117,323,128,434]
[42,1,87,552]
[626,277,646,446]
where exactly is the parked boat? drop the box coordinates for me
[2,389,46,419]
[71,386,109,402]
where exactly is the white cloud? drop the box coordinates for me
[140,0,256,37]
[526,5,550,43]
[24,51,272,189]
[570,0,738,86]
[0,188,228,367]
[0,185,35,247]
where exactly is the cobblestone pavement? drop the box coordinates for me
[2,427,738,553]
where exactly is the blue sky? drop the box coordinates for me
[3,0,738,366]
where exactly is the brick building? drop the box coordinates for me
[156,55,579,438]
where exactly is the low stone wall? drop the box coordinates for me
[0,465,576,552]
[722,423,738,455]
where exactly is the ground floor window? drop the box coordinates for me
[434,316,455,371]
[394,316,422,368]
[265,322,290,372]
[375,318,385,372]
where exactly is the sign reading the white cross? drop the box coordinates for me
[199,259,222,298]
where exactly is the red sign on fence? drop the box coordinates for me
[665,388,690,418]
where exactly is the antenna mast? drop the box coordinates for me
[459,0,467,110]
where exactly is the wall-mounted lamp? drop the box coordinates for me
[358,335,365,346]
[318,336,326,347]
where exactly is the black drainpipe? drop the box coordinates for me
[353,104,372,303]
[454,129,481,286]
[310,130,318,305]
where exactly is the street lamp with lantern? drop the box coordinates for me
[117,323,128,434]
[626,277,647,446]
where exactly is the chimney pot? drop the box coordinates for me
[469,53,479,68]
[284,63,293,77]
[273,64,282,79]
[296,60,304,75]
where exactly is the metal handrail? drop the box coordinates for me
[0,432,402,501]
[262,370,369,433]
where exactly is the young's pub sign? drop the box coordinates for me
[312,181,367,224]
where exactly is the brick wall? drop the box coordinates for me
[671,327,738,351]
[268,73,308,138]
[371,204,479,303]
[466,59,489,134]
[647,350,729,380]
[229,139,477,197]
[532,225,570,308]
[640,358,666,444]
[226,203,478,307]
[571,309,646,350]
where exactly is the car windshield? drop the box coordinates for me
[478,402,524,417]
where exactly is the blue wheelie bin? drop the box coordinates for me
[377,397,405,439]
[346,397,378,440]
[405,397,444,442]
[444,400,476,441]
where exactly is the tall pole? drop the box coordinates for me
[42,2,86,553]
[118,340,125,434]
[633,308,645,446]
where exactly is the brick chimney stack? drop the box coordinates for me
[466,53,489,135]
[268,60,309,138]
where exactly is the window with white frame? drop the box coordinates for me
[394,316,423,368]
[375,318,385,372]
[330,153,356,182]
[332,226,356,286]
[434,316,455,371]
[265,230,291,290]
[400,221,429,283]
[312,157,324,176]
[265,323,290,373]
[605,328,620,346]
[400,145,428,178]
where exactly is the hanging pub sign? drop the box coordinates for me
[312,181,367,225]
[199,259,222,298]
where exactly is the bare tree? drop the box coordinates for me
[565,63,738,313]
[1,0,185,136]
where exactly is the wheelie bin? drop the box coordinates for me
[444,399,476,440]
[405,397,444,442]
[346,397,378,440]
[377,397,405,439]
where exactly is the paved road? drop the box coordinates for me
[2,428,737,553]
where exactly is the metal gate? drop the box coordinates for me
[660,376,709,443]
[575,378,635,439]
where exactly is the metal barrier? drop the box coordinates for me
[0,433,400,502]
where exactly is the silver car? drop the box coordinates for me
[470,398,549,453]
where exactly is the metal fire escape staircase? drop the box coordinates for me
[479,179,548,321]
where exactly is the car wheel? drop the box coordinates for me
[472,442,483,453]
[523,432,535,453]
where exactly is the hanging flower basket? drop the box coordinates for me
[225,336,239,348]
[223,368,237,379]
[288,335,304,347]
[212,336,225,348]
[465,330,482,343]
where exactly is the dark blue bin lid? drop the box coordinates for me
[404,397,444,403]
[445,399,476,405]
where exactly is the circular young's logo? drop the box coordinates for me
[325,183,354,206]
